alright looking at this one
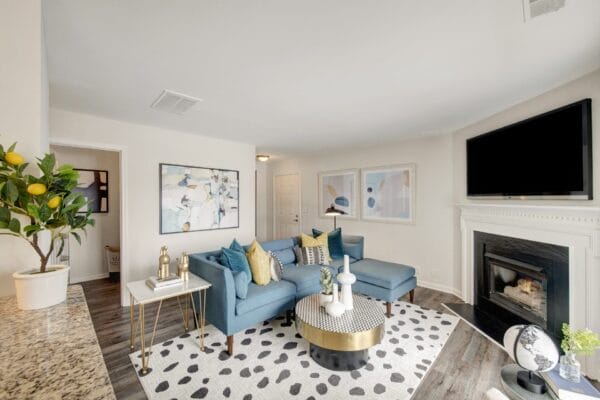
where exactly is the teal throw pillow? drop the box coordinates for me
[233,271,250,299]
[220,247,252,280]
[230,238,245,254]
[312,228,344,259]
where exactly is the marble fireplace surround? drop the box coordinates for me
[459,203,600,380]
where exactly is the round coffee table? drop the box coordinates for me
[295,294,385,371]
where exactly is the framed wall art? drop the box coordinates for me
[73,169,109,213]
[159,163,239,234]
[361,164,415,224]
[318,169,358,219]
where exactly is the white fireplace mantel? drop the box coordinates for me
[459,203,600,379]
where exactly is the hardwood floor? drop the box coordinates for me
[82,279,512,399]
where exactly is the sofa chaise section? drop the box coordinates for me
[350,258,416,317]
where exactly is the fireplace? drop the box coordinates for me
[454,204,600,380]
[474,232,568,340]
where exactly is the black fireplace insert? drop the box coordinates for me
[474,232,569,341]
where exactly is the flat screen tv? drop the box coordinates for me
[467,99,592,199]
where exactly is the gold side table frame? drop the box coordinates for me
[127,275,211,375]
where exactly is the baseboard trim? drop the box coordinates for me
[70,273,109,284]
[418,279,462,298]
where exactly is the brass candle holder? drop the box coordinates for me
[158,245,170,280]
[178,252,189,281]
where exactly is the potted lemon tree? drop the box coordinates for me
[0,143,94,310]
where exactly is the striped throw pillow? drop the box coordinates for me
[300,245,330,266]
[268,251,284,281]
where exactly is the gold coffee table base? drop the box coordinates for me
[296,317,384,352]
[295,294,385,371]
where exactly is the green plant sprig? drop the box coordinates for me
[320,267,333,295]
[561,323,600,356]
[0,142,95,273]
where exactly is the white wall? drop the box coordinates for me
[451,68,600,292]
[0,0,49,296]
[50,145,121,283]
[264,68,600,297]
[50,108,256,304]
[453,68,600,207]
[255,161,270,241]
[266,134,456,294]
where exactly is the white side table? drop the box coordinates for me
[127,274,211,375]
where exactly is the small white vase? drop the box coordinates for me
[338,255,356,310]
[319,293,333,307]
[13,265,70,310]
[326,284,345,317]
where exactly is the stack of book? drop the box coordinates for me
[542,366,600,400]
[146,274,183,291]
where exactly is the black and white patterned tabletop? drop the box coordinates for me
[295,294,385,334]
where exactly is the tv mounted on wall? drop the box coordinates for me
[467,99,592,199]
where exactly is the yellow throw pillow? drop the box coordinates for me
[246,240,271,285]
[301,232,331,261]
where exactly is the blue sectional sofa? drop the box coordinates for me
[189,234,416,354]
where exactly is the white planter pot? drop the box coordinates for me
[12,265,70,310]
[319,293,333,307]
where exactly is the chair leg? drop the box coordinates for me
[409,289,415,304]
[386,302,392,318]
[227,335,233,355]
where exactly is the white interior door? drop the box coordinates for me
[274,174,301,239]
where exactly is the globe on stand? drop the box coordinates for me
[503,325,560,394]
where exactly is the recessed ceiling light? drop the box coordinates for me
[256,155,270,162]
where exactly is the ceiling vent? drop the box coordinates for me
[151,89,202,115]
[523,0,566,20]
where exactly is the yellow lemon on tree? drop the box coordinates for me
[5,152,24,166]
[47,196,61,209]
[27,183,47,196]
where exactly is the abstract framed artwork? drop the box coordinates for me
[361,164,416,224]
[73,169,109,213]
[318,169,358,219]
[159,163,239,234]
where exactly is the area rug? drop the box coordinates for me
[129,298,458,399]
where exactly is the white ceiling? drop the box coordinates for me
[43,0,600,156]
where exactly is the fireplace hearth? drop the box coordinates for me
[447,231,568,343]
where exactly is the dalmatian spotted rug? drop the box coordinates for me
[130,298,458,399]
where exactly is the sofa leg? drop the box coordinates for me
[227,335,233,355]
[409,289,415,304]
[386,302,392,318]
[286,309,294,324]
